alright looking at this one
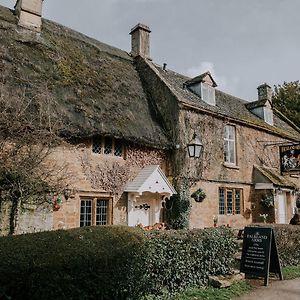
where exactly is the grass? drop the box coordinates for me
[282,265,300,280]
[172,281,252,300]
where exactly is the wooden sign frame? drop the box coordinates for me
[240,226,283,286]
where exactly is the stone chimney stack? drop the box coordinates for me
[129,23,151,59]
[15,0,43,32]
[257,83,273,102]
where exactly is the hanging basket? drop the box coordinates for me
[191,189,206,203]
[260,195,274,208]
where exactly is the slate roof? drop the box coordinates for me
[0,5,170,148]
[152,63,300,140]
[254,165,296,188]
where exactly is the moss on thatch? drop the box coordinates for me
[0,5,170,148]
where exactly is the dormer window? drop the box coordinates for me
[184,71,217,106]
[201,83,215,106]
[246,83,274,126]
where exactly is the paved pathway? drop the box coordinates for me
[235,278,300,300]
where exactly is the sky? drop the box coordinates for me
[1,0,300,101]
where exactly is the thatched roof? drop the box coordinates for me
[0,5,170,148]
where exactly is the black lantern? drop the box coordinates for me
[187,134,203,158]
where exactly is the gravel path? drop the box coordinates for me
[235,278,300,300]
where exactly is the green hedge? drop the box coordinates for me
[0,226,237,300]
[272,225,300,267]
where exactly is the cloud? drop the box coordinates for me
[184,61,240,96]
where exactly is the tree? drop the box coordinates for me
[0,87,69,235]
[273,81,300,128]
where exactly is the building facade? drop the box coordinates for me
[0,1,299,235]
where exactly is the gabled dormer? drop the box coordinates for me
[184,71,217,106]
[246,83,274,126]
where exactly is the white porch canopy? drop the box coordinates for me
[125,165,176,227]
[125,165,176,195]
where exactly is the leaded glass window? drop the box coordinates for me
[92,138,102,154]
[219,188,243,215]
[96,199,108,225]
[104,137,112,155]
[219,188,225,214]
[80,199,92,227]
[114,139,123,157]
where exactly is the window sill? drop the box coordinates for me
[223,162,240,170]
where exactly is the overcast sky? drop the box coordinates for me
[1,0,300,101]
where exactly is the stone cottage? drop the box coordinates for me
[0,0,299,235]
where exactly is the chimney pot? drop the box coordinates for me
[129,23,151,59]
[257,83,272,102]
[15,0,43,32]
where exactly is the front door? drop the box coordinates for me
[277,193,287,224]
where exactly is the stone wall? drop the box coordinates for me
[179,108,299,228]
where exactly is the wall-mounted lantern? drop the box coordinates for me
[64,188,72,200]
[187,134,203,158]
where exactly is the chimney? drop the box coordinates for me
[257,83,272,102]
[15,0,43,32]
[129,23,151,59]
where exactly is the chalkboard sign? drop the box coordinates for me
[240,226,283,286]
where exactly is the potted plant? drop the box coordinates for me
[191,188,206,202]
[260,195,274,208]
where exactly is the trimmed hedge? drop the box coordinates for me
[272,225,300,267]
[0,226,237,299]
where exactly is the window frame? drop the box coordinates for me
[223,125,237,165]
[80,197,112,227]
[92,136,125,158]
[201,83,216,105]
[219,187,243,215]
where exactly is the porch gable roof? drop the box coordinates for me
[125,165,176,195]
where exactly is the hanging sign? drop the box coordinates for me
[240,226,283,286]
[280,143,300,174]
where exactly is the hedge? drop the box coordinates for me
[0,226,237,300]
[271,225,300,267]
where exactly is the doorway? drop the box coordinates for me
[277,193,287,224]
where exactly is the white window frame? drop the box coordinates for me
[201,83,216,106]
[224,125,237,165]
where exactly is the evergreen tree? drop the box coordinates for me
[273,81,300,128]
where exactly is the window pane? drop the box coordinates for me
[224,126,236,164]
[235,190,241,214]
[96,199,108,225]
[92,138,102,154]
[229,141,235,163]
[227,190,233,214]
[104,137,112,155]
[224,141,229,162]
[219,188,225,215]
[80,200,92,227]
[114,139,123,157]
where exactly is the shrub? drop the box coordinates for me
[0,226,237,299]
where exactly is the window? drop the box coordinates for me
[219,188,243,215]
[80,198,111,227]
[201,83,215,106]
[224,125,236,165]
[92,137,124,158]
[264,107,274,125]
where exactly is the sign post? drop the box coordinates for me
[240,226,283,286]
